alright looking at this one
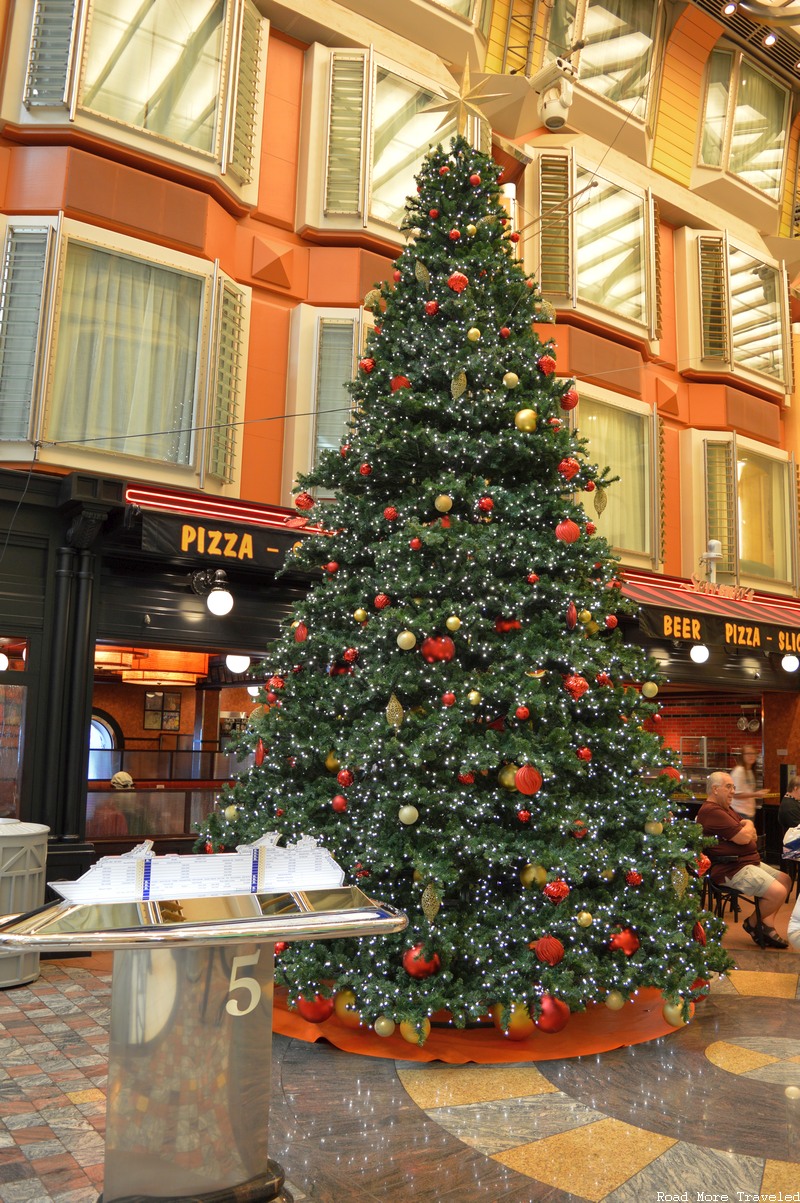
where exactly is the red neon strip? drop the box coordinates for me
[620,570,800,617]
[125,486,325,534]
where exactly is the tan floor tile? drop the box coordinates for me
[65,1088,106,1104]
[397,1063,557,1109]
[761,1159,800,1194]
[704,1040,779,1074]
[727,970,798,998]
[491,1117,675,1201]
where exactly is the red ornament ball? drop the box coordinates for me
[560,386,579,411]
[478,496,494,512]
[515,764,543,796]
[324,561,339,574]
[572,820,588,838]
[499,326,510,338]
[429,208,439,219]
[556,518,581,543]
[295,994,335,1023]
[536,994,571,1033]
[596,671,613,686]
[605,615,618,629]
[331,795,348,813]
[419,635,456,663]
[337,769,354,787]
[295,491,315,511]
[537,354,557,375]
[576,746,592,762]
[585,521,597,535]
[268,676,285,690]
[424,300,439,316]
[274,941,288,955]
[515,705,530,721]
[469,173,481,185]
[563,674,589,700]
[294,622,308,643]
[549,417,562,429]
[609,927,640,956]
[585,481,596,492]
[359,463,372,476]
[402,943,440,978]
[495,616,521,633]
[458,771,475,784]
[517,809,531,824]
[543,879,570,903]
[391,375,411,392]
[340,443,350,456]
[409,537,422,550]
[342,648,359,664]
[626,870,643,886]
[696,853,711,877]
[509,231,520,243]
[442,691,456,707]
[374,593,391,609]
[448,272,469,293]
[439,165,450,175]
[383,506,398,521]
[527,572,539,584]
[204,841,213,853]
[358,357,375,373]
[533,936,564,966]
[393,269,401,282]
[449,228,461,241]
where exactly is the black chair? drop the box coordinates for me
[702,860,768,948]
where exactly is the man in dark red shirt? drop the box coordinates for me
[698,771,790,949]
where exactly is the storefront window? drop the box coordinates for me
[0,684,26,818]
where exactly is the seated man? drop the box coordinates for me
[697,771,791,949]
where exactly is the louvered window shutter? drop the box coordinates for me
[0,228,50,439]
[313,320,356,472]
[652,199,663,341]
[704,440,737,575]
[224,0,262,185]
[207,282,246,483]
[698,236,729,363]
[538,154,571,297]
[24,0,76,109]
[325,53,368,217]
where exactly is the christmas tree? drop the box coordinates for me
[199,136,729,1043]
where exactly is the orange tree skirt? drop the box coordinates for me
[272,987,685,1064]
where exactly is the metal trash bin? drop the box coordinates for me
[0,818,49,987]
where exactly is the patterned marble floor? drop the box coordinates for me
[0,901,799,1203]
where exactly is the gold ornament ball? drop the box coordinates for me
[491,1001,535,1041]
[503,371,519,389]
[397,630,417,650]
[446,615,462,632]
[224,804,238,821]
[466,224,477,236]
[413,869,423,882]
[399,1018,431,1045]
[374,1016,396,1038]
[354,607,368,623]
[662,1000,689,1028]
[398,804,419,825]
[514,408,538,432]
[334,989,362,1029]
[324,751,340,772]
[577,910,593,928]
[520,863,547,888]
[468,690,482,706]
[434,494,453,513]
[467,327,481,342]
[641,681,659,698]
[644,820,664,836]
[498,763,519,790]
[605,990,626,1011]
[584,620,601,635]
[578,609,592,624]
[601,869,615,881]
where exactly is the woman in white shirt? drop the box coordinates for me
[731,744,767,819]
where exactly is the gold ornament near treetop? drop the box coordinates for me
[415,260,431,288]
[421,883,441,921]
[386,693,405,727]
[451,369,468,399]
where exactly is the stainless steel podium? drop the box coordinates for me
[0,886,407,1203]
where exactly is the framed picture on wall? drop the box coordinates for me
[143,692,181,731]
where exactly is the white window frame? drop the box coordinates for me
[525,149,658,345]
[296,43,463,245]
[2,0,267,204]
[0,214,249,491]
[282,305,371,506]
[573,384,659,571]
[696,44,789,207]
[673,227,791,395]
[680,428,797,594]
